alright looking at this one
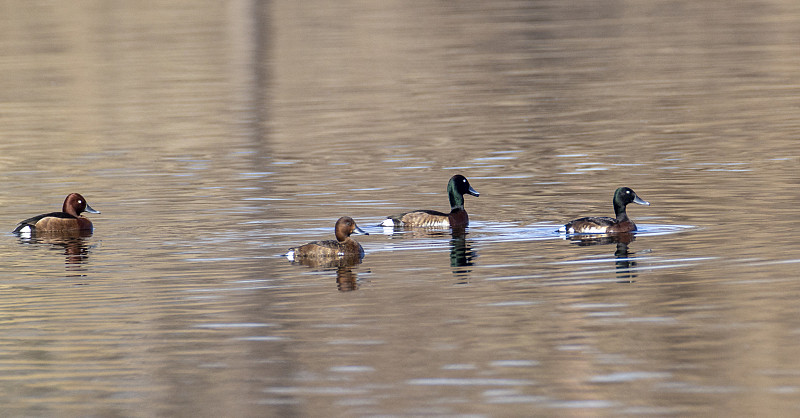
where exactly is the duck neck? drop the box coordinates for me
[613,200,629,222]
[448,184,464,211]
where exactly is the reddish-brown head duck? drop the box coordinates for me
[13,193,100,235]
[286,216,368,260]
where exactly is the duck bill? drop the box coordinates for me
[468,186,480,197]
[633,196,650,206]
[353,224,368,235]
[85,204,101,214]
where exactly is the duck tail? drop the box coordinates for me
[380,217,399,227]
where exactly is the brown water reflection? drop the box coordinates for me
[1,0,800,416]
[289,255,366,292]
[16,231,94,273]
[566,233,639,282]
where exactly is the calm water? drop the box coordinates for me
[1,0,799,416]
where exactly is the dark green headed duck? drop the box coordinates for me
[287,217,368,260]
[381,174,480,228]
[562,187,650,234]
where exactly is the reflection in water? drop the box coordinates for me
[381,226,450,239]
[450,228,476,282]
[612,240,637,283]
[566,233,638,282]
[382,226,478,282]
[2,0,800,415]
[15,230,94,274]
[289,255,365,292]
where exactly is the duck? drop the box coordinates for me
[562,187,650,234]
[286,217,368,260]
[381,174,480,228]
[13,193,100,235]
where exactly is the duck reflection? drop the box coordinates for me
[566,233,638,282]
[288,255,365,292]
[15,230,94,272]
[381,226,478,282]
[450,227,477,282]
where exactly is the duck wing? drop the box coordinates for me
[563,216,617,234]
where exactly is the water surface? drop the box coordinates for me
[1,0,799,416]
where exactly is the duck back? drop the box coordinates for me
[13,212,92,233]
[387,210,450,228]
[289,238,364,259]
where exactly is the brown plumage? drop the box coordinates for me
[13,193,100,235]
[382,174,479,228]
[563,187,650,234]
[287,217,368,260]
[390,209,469,228]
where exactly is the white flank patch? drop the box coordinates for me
[285,250,295,262]
[575,226,609,234]
[426,220,450,227]
[380,218,395,227]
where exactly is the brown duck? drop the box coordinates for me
[13,193,100,235]
[562,187,650,234]
[381,174,480,228]
[287,217,368,260]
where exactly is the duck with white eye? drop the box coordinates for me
[560,187,650,234]
[13,193,100,236]
[381,174,480,229]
